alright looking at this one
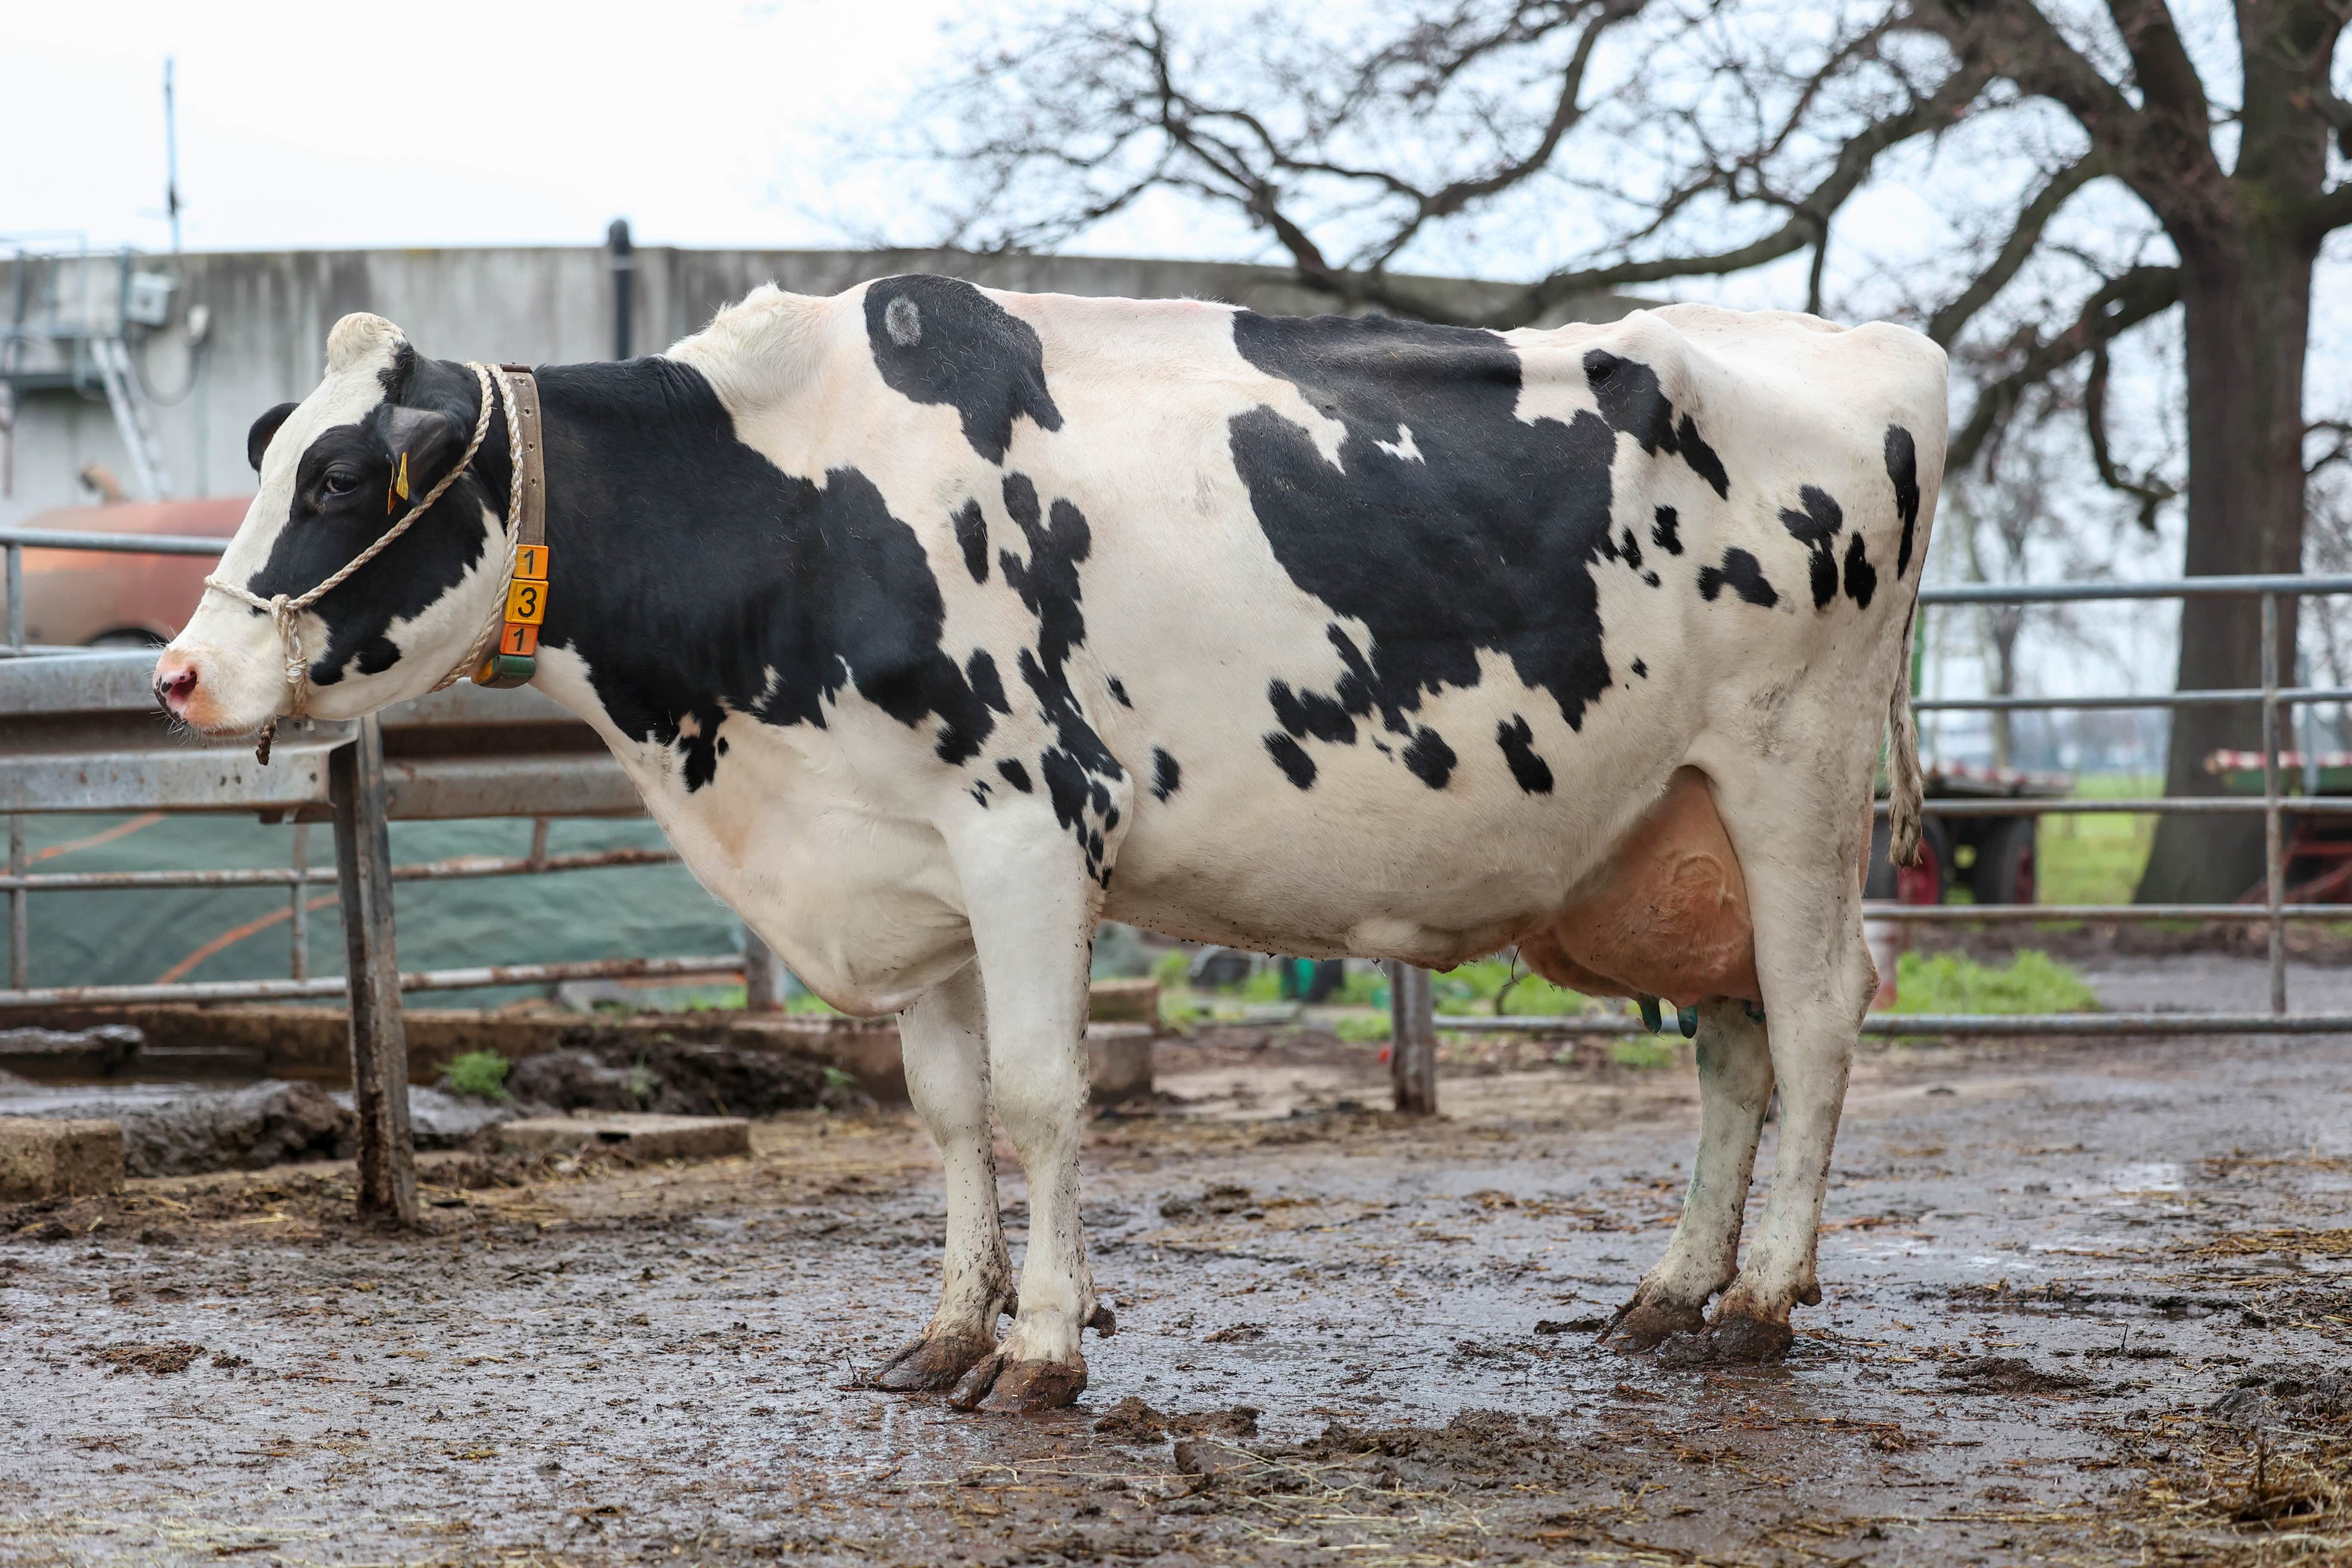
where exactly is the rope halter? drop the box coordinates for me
[200,362,528,759]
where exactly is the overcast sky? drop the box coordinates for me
[2,0,1003,255]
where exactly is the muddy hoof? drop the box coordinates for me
[874,1331,995,1393]
[1605,1299,1706,1352]
[1701,1309,1794,1363]
[1087,1302,1117,1337]
[949,1351,1087,1413]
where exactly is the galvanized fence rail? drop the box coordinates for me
[10,531,2352,1063]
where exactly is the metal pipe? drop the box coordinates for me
[1436,1012,2352,1038]
[1871,797,2352,818]
[1914,686,2352,712]
[1918,573,2352,604]
[5,541,20,650]
[0,527,224,556]
[0,844,678,891]
[2263,593,2287,1014]
[608,218,633,360]
[6,815,23,990]
[0,951,747,1009]
[288,821,309,982]
[1858,901,2352,922]
[527,816,549,870]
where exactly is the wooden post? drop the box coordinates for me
[743,931,785,1013]
[1386,960,1437,1115]
[330,716,416,1224]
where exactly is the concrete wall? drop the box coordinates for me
[0,243,1638,529]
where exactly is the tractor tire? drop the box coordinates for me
[1969,816,2037,906]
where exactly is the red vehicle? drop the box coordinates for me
[1867,760,2069,906]
[12,497,248,647]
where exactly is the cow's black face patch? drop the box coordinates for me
[529,358,997,790]
[1885,425,1921,576]
[864,276,1064,464]
[243,355,500,689]
[1230,312,1694,791]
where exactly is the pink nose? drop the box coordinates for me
[153,655,200,714]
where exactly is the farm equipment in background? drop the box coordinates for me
[2208,750,2352,903]
[9,496,246,649]
[1866,760,2072,906]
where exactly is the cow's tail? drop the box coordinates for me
[1886,606,1926,867]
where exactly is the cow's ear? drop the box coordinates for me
[246,402,298,473]
[378,406,466,511]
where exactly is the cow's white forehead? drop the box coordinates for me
[221,313,409,578]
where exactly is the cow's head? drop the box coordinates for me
[155,313,515,734]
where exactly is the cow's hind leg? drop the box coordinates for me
[1606,998,1772,1350]
[874,963,1013,1392]
[1689,773,1876,1362]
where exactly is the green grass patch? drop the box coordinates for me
[442,1050,511,1101]
[1889,949,2098,1015]
[1433,957,1587,1016]
[1609,1038,1677,1069]
[2033,774,2158,907]
[1334,1012,1391,1045]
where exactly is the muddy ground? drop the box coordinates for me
[3,1021,2350,1566]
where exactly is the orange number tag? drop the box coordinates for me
[505,580,547,624]
[499,622,540,656]
[515,545,549,581]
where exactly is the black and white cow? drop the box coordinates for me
[158,279,1943,1410]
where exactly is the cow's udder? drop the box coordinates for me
[1517,767,1761,1008]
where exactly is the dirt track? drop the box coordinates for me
[4,1028,2349,1566]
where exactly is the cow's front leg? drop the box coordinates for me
[1606,998,1772,1350]
[875,963,1013,1391]
[943,820,1110,1414]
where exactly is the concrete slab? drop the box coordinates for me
[1087,1023,1155,1105]
[494,1113,749,1162]
[0,1115,124,1200]
[1087,977,1160,1025]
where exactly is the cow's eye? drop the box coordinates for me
[321,469,360,499]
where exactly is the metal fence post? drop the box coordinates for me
[1386,960,1437,1115]
[7,815,25,991]
[330,717,416,1224]
[2261,592,2286,1015]
[287,821,310,982]
[5,541,22,652]
[743,932,785,1013]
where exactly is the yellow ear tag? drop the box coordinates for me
[395,451,411,501]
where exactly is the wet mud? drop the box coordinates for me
[3,1029,2349,1565]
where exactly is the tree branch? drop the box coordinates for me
[2085,340,2177,528]
[1928,154,2105,346]
[1947,263,2180,474]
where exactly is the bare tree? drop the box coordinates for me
[883,0,2352,900]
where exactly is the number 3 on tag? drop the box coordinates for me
[505,580,546,624]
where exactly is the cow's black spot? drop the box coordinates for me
[1266,733,1317,789]
[1107,676,1132,708]
[1584,352,1731,499]
[1779,485,1845,610]
[1151,747,1181,802]
[1631,657,1648,678]
[1697,549,1779,608]
[451,357,1006,792]
[1497,716,1554,794]
[1651,505,1683,556]
[717,737,729,755]
[1676,414,1730,499]
[1620,527,1643,572]
[998,470,1126,879]
[1040,748,1090,832]
[1843,533,1878,609]
[1228,312,1629,781]
[969,780,989,807]
[1886,425,1921,577]
[863,276,1063,465]
[952,499,989,583]
[1270,678,1357,745]
[967,649,1010,713]
[998,758,1032,793]
[1403,726,1456,789]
